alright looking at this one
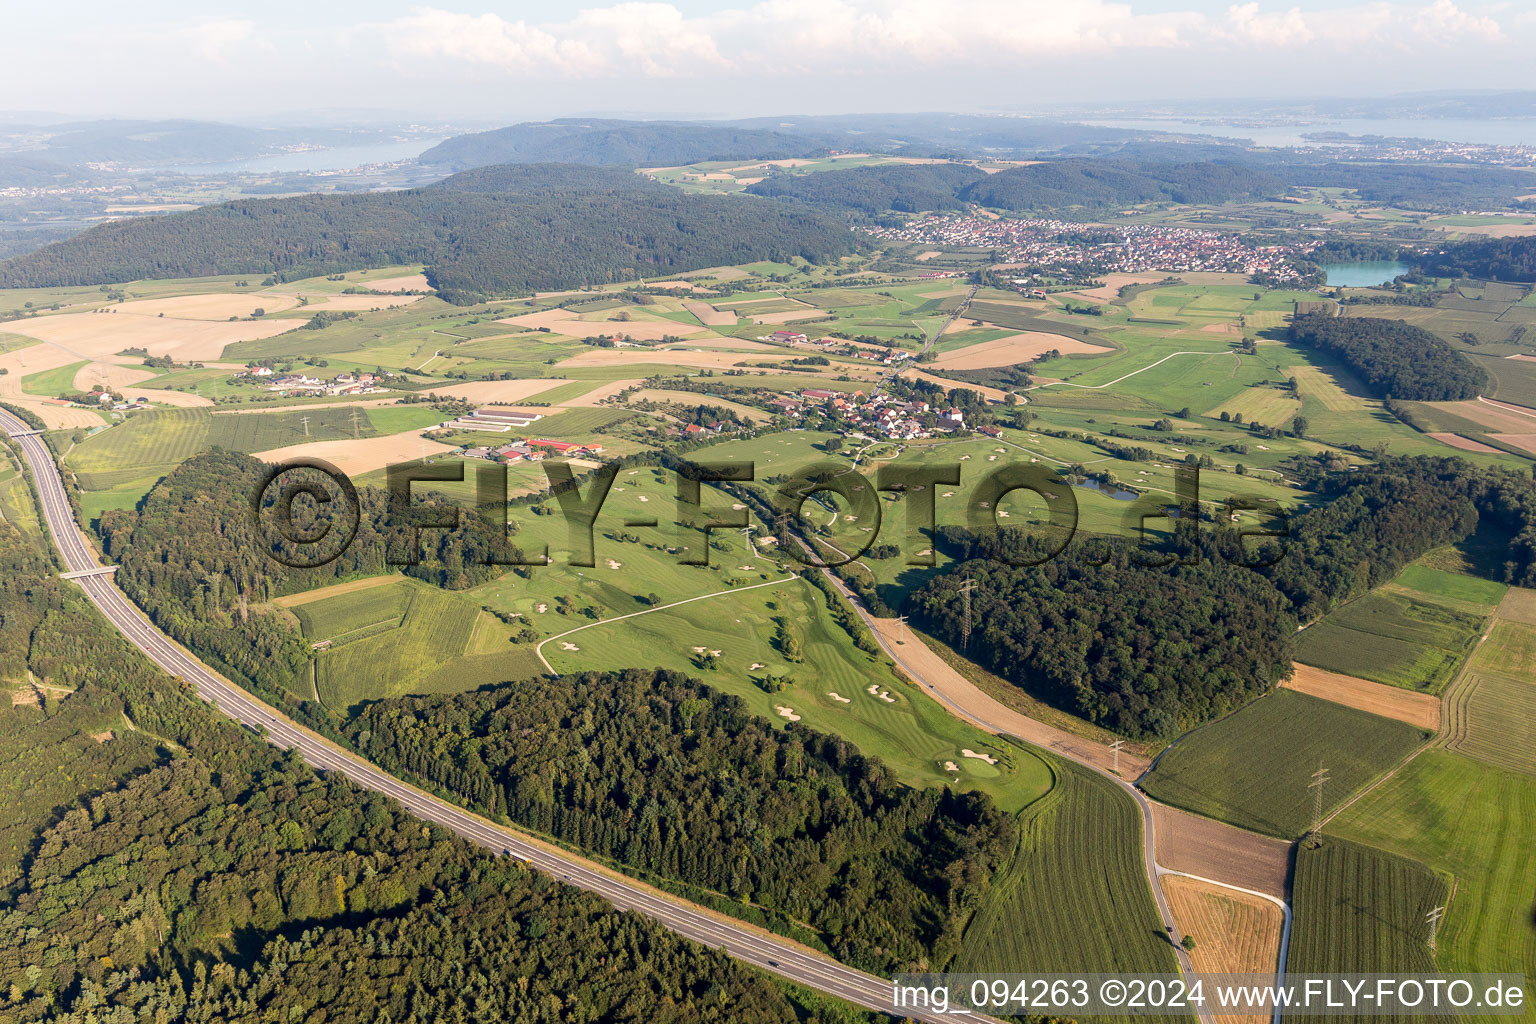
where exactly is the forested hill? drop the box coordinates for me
[418,118,828,170]
[744,163,985,217]
[0,163,861,302]
[959,159,1285,210]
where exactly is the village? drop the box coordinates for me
[239,365,394,398]
[870,214,1320,279]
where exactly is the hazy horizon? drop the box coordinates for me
[6,0,1532,123]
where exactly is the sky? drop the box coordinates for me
[4,0,1532,123]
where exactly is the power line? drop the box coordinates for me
[1426,905,1445,952]
[957,579,977,651]
[1109,739,1125,776]
[1307,761,1330,842]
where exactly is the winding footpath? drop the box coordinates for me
[0,406,995,1024]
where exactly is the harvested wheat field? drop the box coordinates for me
[121,387,215,408]
[902,368,1018,404]
[73,363,157,391]
[558,348,801,370]
[1163,875,1284,1022]
[1429,432,1502,454]
[933,331,1107,369]
[1494,586,1536,626]
[358,273,431,292]
[1150,802,1292,898]
[253,428,456,476]
[1489,433,1536,456]
[0,343,81,394]
[566,378,643,406]
[292,294,424,311]
[119,293,300,320]
[0,398,104,429]
[419,378,575,404]
[1422,398,1536,433]
[683,300,739,326]
[7,311,298,362]
[1058,272,1165,303]
[1284,662,1441,730]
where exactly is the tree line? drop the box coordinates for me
[1290,311,1487,401]
[909,455,1536,738]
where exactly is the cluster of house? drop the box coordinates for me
[765,330,909,365]
[241,366,389,397]
[460,438,606,464]
[769,387,1001,441]
[870,215,1321,279]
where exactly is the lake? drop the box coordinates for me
[168,139,442,176]
[1321,261,1409,287]
[1075,117,1536,148]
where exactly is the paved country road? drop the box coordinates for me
[0,406,998,1024]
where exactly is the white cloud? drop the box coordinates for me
[178,18,267,62]
[370,0,1508,79]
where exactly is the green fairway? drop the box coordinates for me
[1331,750,1536,990]
[955,757,1182,983]
[1140,690,1430,838]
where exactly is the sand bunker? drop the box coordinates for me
[775,705,801,722]
[943,761,960,772]
[828,692,851,704]
[962,749,998,764]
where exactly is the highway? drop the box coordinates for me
[0,406,997,1024]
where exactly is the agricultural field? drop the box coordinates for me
[1444,615,1536,776]
[1162,874,1284,988]
[1140,690,1431,838]
[1331,751,1536,990]
[955,758,1182,982]
[1294,585,1491,693]
[297,578,533,710]
[1287,837,1445,994]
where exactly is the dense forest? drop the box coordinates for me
[343,669,1018,974]
[0,164,861,302]
[1290,312,1488,400]
[745,164,985,216]
[99,449,510,698]
[1415,235,1536,282]
[957,160,1285,211]
[418,118,828,170]
[0,450,872,1024]
[909,531,1295,738]
[910,456,1536,738]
